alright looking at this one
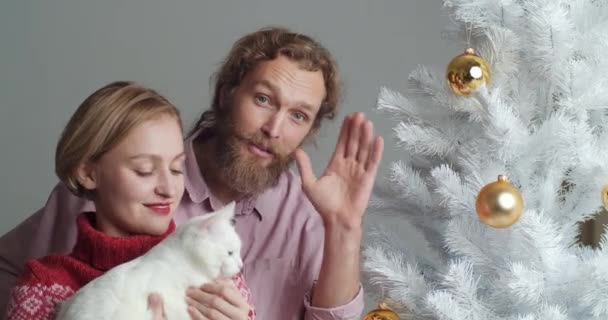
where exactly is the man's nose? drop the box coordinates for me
[260,113,284,139]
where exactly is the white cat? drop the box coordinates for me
[56,202,243,320]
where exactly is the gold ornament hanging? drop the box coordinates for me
[475,175,523,228]
[602,185,608,210]
[446,48,491,96]
[363,302,400,320]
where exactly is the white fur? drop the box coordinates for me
[56,202,243,320]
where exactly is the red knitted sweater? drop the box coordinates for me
[5,213,254,320]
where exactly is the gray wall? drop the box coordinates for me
[0,0,456,310]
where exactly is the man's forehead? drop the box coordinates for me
[246,64,325,110]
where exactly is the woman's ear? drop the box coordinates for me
[75,162,98,191]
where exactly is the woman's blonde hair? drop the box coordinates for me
[55,81,182,197]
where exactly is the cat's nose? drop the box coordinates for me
[238,259,243,270]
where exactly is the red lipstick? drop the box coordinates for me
[144,203,171,215]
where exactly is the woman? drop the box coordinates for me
[5,81,253,320]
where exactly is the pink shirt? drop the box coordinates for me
[0,131,364,319]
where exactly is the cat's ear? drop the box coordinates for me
[202,202,237,234]
[213,201,236,222]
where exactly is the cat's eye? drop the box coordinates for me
[228,251,234,256]
[230,218,236,226]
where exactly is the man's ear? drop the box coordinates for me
[219,86,235,111]
[75,162,98,191]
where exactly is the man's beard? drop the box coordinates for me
[214,118,294,196]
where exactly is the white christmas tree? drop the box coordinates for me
[362,0,608,319]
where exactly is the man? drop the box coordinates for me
[0,27,384,319]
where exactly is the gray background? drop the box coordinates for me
[0,0,457,311]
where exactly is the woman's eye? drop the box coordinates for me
[135,170,153,177]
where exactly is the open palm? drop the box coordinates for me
[295,113,384,229]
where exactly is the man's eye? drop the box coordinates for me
[256,95,269,104]
[293,112,307,121]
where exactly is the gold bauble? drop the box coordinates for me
[446,48,491,96]
[475,175,523,228]
[363,302,400,320]
[602,185,608,210]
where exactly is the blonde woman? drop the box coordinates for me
[5,81,253,320]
